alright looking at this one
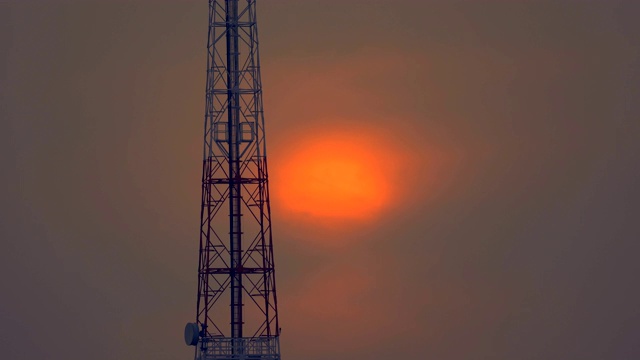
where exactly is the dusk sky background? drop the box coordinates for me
[2,0,640,359]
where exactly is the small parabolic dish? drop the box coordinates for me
[184,322,199,346]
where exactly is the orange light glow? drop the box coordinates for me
[273,134,393,220]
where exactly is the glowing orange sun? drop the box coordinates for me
[273,135,392,220]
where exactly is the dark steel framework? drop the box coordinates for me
[188,1,280,359]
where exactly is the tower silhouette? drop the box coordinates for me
[184,1,281,360]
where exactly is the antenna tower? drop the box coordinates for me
[184,1,281,360]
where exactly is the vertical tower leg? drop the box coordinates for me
[226,0,244,343]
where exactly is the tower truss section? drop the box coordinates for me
[185,1,281,360]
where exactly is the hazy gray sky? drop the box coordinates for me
[2,1,639,359]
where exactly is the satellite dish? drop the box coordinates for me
[184,322,199,346]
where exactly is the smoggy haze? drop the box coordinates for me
[2,1,639,359]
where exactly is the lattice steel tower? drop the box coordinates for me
[184,1,281,360]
